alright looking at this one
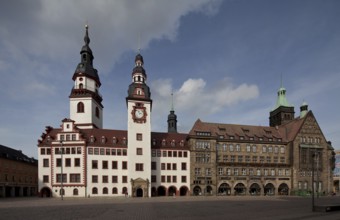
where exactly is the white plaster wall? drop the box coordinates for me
[86,153,129,197]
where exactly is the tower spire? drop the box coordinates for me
[168,92,177,133]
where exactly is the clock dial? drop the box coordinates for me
[135,109,144,119]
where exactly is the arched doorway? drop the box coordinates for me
[218,183,231,195]
[234,183,246,195]
[264,183,275,196]
[278,183,289,195]
[136,188,143,197]
[40,187,52,197]
[206,185,213,195]
[193,186,202,196]
[249,183,261,196]
[151,187,157,197]
[168,186,177,196]
[180,186,188,196]
[157,186,166,196]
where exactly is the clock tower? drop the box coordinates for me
[126,52,152,197]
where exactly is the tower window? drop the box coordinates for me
[82,54,87,62]
[77,102,84,113]
[79,83,83,89]
[95,107,100,118]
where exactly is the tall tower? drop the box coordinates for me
[69,25,103,129]
[126,52,152,197]
[269,83,294,127]
[167,93,177,133]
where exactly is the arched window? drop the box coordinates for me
[122,187,128,194]
[79,83,83,89]
[77,102,84,113]
[92,187,98,194]
[112,187,118,194]
[73,188,78,195]
[96,107,100,118]
[103,187,108,194]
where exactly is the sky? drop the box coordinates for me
[0,0,339,159]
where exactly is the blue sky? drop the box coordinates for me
[0,0,339,158]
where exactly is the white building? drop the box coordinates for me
[38,26,190,198]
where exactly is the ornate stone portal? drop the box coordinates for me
[131,178,149,197]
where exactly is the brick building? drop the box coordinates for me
[0,144,38,198]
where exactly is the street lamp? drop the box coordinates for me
[311,151,319,212]
[60,140,64,200]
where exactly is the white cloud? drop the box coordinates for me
[150,77,260,132]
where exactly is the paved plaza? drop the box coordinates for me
[1,196,340,220]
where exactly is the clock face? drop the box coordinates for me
[135,109,144,119]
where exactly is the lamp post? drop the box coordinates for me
[311,152,315,212]
[60,140,64,201]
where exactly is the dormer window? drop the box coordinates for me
[171,140,176,147]
[122,138,127,145]
[90,135,95,143]
[152,139,157,146]
[101,136,106,144]
[180,140,184,147]
[112,137,117,144]
[162,139,166,146]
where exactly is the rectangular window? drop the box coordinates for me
[70,174,81,183]
[102,161,108,169]
[161,176,165,183]
[102,175,108,183]
[94,148,99,155]
[46,148,51,155]
[167,163,171,170]
[151,161,157,170]
[56,174,67,183]
[181,162,187,170]
[43,175,49,183]
[162,151,167,157]
[178,151,183,157]
[112,176,118,183]
[123,149,127,156]
[152,150,156,157]
[167,176,171,183]
[41,148,45,155]
[92,160,98,169]
[72,134,76,141]
[151,175,157,183]
[122,161,127,170]
[181,176,187,183]
[136,133,143,141]
[173,151,177,157]
[135,163,144,171]
[172,163,177,170]
[100,148,105,155]
[43,159,49,167]
[122,176,128,183]
[112,161,118,169]
[88,148,93,155]
[71,148,76,154]
[184,152,188,157]
[137,148,143,155]
[172,176,177,183]
[56,158,62,167]
[218,167,223,175]
[65,158,71,167]
[74,158,80,167]
[161,163,166,170]
[168,151,172,157]
[92,175,98,183]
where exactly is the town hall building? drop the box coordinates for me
[37,26,334,198]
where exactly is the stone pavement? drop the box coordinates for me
[1,196,340,220]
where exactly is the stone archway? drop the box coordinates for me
[40,187,52,197]
[168,186,177,196]
[136,188,143,197]
[180,186,189,196]
[249,183,261,196]
[218,183,231,195]
[264,183,275,196]
[157,186,166,196]
[193,186,202,196]
[234,183,246,195]
[278,183,289,195]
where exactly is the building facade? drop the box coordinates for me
[38,26,334,198]
[0,144,38,198]
[189,86,335,196]
[38,26,190,198]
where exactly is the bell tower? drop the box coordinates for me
[69,25,103,129]
[269,82,294,127]
[168,93,177,133]
[126,52,152,197]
